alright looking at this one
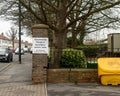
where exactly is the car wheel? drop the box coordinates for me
[7,57,10,63]
[11,57,13,62]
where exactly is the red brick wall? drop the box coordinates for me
[47,69,99,83]
[32,24,48,83]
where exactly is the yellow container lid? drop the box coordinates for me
[98,58,120,77]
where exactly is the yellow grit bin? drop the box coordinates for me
[98,58,120,85]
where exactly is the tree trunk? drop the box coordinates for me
[50,1,67,68]
[12,40,14,49]
[72,30,77,48]
[52,31,66,68]
[79,20,86,45]
[79,30,85,45]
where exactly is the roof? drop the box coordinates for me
[0,33,10,41]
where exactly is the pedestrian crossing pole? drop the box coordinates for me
[18,0,21,64]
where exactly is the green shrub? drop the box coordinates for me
[60,49,86,68]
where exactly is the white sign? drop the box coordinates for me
[32,38,49,54]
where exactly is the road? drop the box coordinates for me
[47,83,120,96]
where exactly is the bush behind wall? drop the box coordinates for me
[60,49,86,68]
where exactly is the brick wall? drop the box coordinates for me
[32,24,48,83]
[47,69,99,83]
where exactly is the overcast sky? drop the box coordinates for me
[0,19,120,44]
[0,20,11,33]
[0,19,32,43]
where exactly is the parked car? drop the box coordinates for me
[23,47,28,53]
[0,47,13,62]
[30,48,33,53]
[15,48,24,55]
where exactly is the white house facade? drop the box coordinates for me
[0,33,32,49]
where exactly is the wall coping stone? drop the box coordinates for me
[32,24,49,29]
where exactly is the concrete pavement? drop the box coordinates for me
[0,62,11,72]
[0,54,47,96]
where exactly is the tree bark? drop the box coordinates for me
[72,30,77,48]
[79,30,85,45]
[51,1,67,68]
[79,20,86,45]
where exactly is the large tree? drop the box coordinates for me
[0,0,120,68]
[6,27,17,49]
[67,1,120,46]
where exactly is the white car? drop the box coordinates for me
[23,48,28,52]
[15,48,24,55]
[30,48,33,53]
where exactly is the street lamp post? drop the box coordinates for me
[18,0,21,64]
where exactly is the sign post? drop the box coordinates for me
[18,0,21,64]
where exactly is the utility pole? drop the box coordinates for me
[18,0,21,64]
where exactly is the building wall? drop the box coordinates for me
[0,33,32,49]
[0,39,12,48]
[0,39,2,47]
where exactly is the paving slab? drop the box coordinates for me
[0,83,47,96]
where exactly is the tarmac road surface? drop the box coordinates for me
[47,83,120,96]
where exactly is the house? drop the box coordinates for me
[0,33,32,49]
[14,39,32,49]
[14,39,25,49]
[0,33,12,48]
